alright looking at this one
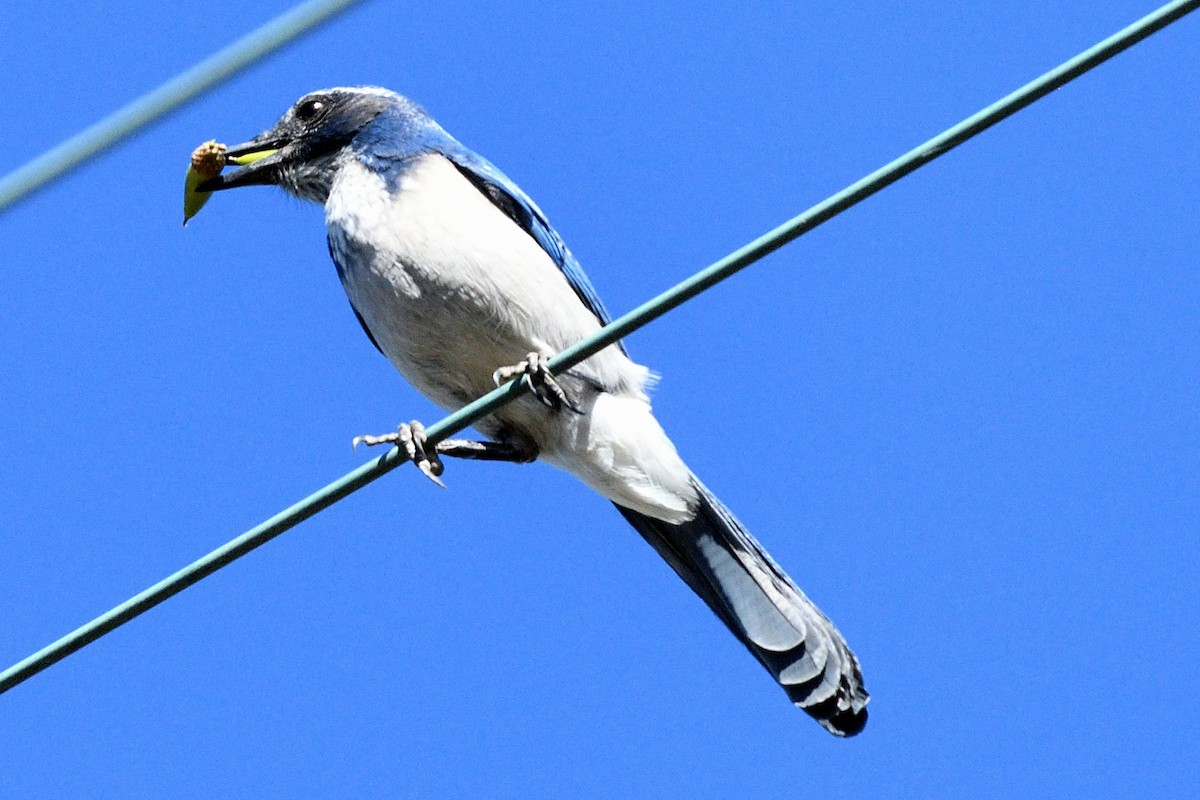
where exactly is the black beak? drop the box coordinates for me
[196,136,290,192]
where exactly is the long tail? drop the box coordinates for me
[614,475,869,736]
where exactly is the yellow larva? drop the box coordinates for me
[183,140,227,226]
[182,141,279,225]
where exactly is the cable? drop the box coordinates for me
[0,0,364,213]
[1,0,1196,695]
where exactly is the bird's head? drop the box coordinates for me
[197,87,434,203]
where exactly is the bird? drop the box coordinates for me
[197,86,869,736]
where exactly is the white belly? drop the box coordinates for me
[326,154,696,521]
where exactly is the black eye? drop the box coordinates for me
[296,99,325,121]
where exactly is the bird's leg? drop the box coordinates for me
[492,351,582,414]
[436,437,539,463]
[353,421,539,487]
[353,420,446,487]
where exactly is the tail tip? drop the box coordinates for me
[818,705,868,737]
[798,694,869,737]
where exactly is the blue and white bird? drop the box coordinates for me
[199,87,869,736]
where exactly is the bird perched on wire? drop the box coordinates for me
[197,86,869,736]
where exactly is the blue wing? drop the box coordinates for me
[442,146,627,355]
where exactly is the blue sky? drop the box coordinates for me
[2,1,1197,797]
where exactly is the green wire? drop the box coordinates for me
[0,0,364,213]
[2,0,1196,695]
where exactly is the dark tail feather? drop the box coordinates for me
[614,476,869,736]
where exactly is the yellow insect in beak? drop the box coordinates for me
[182,141,279,225]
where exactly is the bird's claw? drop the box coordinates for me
[352,420,446,488]
[492,351,582,414]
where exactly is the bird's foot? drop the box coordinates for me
[353,420,445,487]
[492,351,582,414]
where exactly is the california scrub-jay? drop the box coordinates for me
[198,87,869,736]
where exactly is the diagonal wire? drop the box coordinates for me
[0,0,365,213]
[2,0,1197,695]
